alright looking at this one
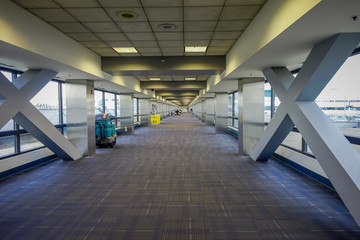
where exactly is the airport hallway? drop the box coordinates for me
[0,113,359,240]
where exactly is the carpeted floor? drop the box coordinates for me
[0,113,359,239]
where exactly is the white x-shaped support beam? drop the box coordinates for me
[0,69,82,160]
[250,33,360,226]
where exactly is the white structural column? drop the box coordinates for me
[201,100,205,122]
[119,94,134,135]
[205,98,215,126]
[238,78,264,155]
[139,98,151,127]
[66,80,95,156]
[250,33,360,226]
[0,69,82,160]
[215,93,228,134]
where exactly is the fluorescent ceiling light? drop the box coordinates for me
[149,77,161,81]
[185,46,207,53]
[113,47,138,53]
[185,77,196,81]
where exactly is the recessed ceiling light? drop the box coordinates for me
[116,11,138,20]
[158,23,177,30]
[185,46,207,53]
[113,47,138,53]
[185,77,196,81]
[149,77,161,81]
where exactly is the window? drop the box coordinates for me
[134,98,139,123]
[94,90,104,114]
[227,92,238,128]
[31,81,59,125]
[264,82,271,123]
[0,68,67,159]
[105,92,115,116]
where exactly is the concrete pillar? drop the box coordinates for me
[66,79,95,156]
[139,98,151,127]
[201,100,206,122]
[119,94,134,135]
[215,93,228,134]
[238,78,265,155]
[205,98,215,126]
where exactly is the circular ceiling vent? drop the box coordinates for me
[158,23,177,30]
[116,11,138,20]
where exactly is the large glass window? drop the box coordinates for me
[316,53,360,138]
[31,81,59,125]
[1,70,12,82]
[94,90,104,114]
[0,68,67,159]
[134,98,139,123]
[105,92,115,116]
[264,82,271,123]
[227,92,238,128]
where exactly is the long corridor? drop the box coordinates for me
[0,113,359,239]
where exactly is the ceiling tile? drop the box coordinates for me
[206,46,230,55]
[145,8,182,21]
[209,39,236,46]
[29,9,76,22]
[212,31,242,39]
[184,7,222,21]
[216,20,250,31]
[158,41,183,47]
[184,21,217,32]
[126,32,156,41]
[66,8,112,22]
[96,33,128,41]
[106,41,133,47]
[184,0,225,6]
[119,53,141,57]
[131,41,158,47]
[68,32,99,41]
[155,32,183,41]
[83,22,119,32]
[80,41,108,48]
[55,0,100,7]
[161,47,183,53]
[105,8,148,22]
[184,32,212,40]
[184,40,210,46]
[151,22,183,32]
[51,22,89,33]
[136,47,161,53]
[141,0,182,7]
[173,75,185,80]
[116,22,152,32]
[160,75,173,80]
[12,0,59,8]
[98,0,142,7]
[226,0,266,5]
[162,52,183,56]
[90,47,119,56]
[220,6,260,20]
[141,53,163,56]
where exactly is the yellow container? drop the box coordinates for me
[151,114,161,125]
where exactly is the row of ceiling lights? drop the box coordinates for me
[113,46,208,54]
[149,77,196,81]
